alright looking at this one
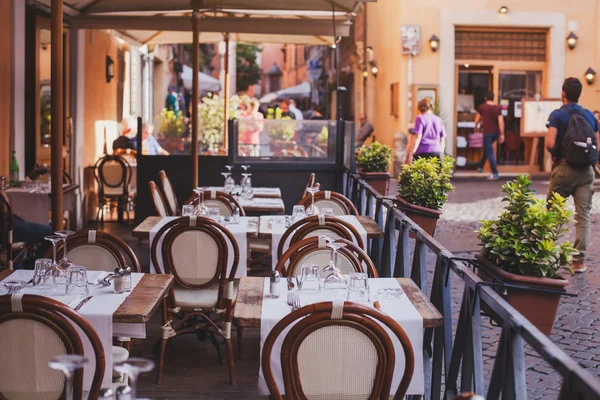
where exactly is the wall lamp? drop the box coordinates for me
[105,56,115,83]
[566,32,579,50]
[585,67,596,85]
[429,34,440,52]
[498,6,509,14]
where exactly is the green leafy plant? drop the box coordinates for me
[357,142,392,172]
[397,156,455,210]
[155,109,187,138]
[317,126,329,145]
[198,94,243,151]
[236,43,262,92]
[266,108,295,141]
[476,175,577,278]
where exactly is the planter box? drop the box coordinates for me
[359,171,390,195]
[158,137,185,153]
[475,254,569,335]
[396,195,441,237]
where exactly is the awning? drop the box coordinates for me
[260,82,312,103]
[180,65,221,92]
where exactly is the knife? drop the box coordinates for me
[74,296,93,311]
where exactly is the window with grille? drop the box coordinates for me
[455,29,547,62]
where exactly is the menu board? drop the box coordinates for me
[520,98,563,137]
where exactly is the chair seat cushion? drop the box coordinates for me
[112,345,130,364]
[175,281,238,310]
[249,237,271,252]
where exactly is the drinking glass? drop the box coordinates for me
[296,264,320,293]
[320,208,334,217]
[305,186,320,216]
[182,205,195,217]
[2,280,27,294]
[66,266,89,296]
[55,230,75,271]
[34,258,52,286]
[222,172,235,193]
[113,358,155,400]
[48,354,89,400]
[208,207,220,221]
[44,235,68,294]
[292,205,307,222]
[193,188,208,217]
[347,273,369,303]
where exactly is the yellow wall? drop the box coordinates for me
[366,0,600,154]
[0,0,11,178]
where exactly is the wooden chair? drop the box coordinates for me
[94,155,134,226]
[277,215,364,259]
[262,301,414,400]
[47,230,141,273]
[301,172,316,200]
[149,181,169,217]
[155,216,238,385]
[298,190,359,216]
[159,170,179,216]
[275,236,378,278]
[185,190,245,217]
[0,190,28,270]
[0,294,105,400]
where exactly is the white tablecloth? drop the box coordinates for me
[2,269,143,389]
[269,215,368,270]
[238,197,285,210]
[199,186,281,198]
[258,278,424,395]
[149,216,249,278]
[5,185,75,225]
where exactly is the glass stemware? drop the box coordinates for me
[48,354,89,400]
[113,358,155,400]
[319,240,346,282]
[33,258,52,286]
[55,230,75,270]
[241,174,253,200]
[305,185,320,216]
[44,235,68,294]
[222,172,235,193]
[192,188,209,217]
[322,242,348,295]
[240,165,250,187]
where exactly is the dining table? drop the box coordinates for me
[5,183,78,226]
[198,186,281,199]
[133,216,259,240]
[257,215,384,239]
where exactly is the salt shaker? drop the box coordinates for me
[233,207,240,224]
[113,267,125,294]
[123,266,132,292]
[269,271,281,299]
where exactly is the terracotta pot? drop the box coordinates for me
[359,171,390,195]
[475,254,569,335]
[395,195,442,237]
[158,137,185,153]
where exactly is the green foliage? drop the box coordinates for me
[155,109,187,138]
[236,43,262,92]
[397,156,455,210]
[357,142,392,172]
[266,108,295,141]
[198,94,244,151]
[317,126,329,145]
[476,175,578,278]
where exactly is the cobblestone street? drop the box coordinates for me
[434,177,600,398]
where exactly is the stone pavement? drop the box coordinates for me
[434,178,600,398]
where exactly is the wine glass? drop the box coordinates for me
[48,354,89,400]
[305,185,320,216]
[113,358,155,400]
[319,239,346,282]
[44,235,68,294]
[241,165,250,187]
[322,242,348,297]
[222,172,235,193]
[192,188,208,217]
[55,230,75,270]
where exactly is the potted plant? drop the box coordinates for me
[155,108,187,152]
[198,94,242,154]
[356,142,392,195]
[476,175,576,335]
[396,156,455,236]
[266,108,297,152]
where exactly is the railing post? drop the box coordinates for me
[379,209,396,277]
[359,184,367,216]
[393,219,410,278]
[410,238,428,292]
[369,198,385,266]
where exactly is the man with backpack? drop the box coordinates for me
[546,77,599,273]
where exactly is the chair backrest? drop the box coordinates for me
[94,155,132,197]
[0,190,14,270]
[298,190,359,216]
[276,236,378,278]
[185,190,245,217]
[149,181,170,217]
[0,294,105,400]
[301,173,316,200]
[277,216,364,259]
[262,301,414,400]
[48,230,141,273]
[160,216,239,310]
[159,170,179,216]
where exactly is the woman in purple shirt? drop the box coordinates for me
[404,98,446,164]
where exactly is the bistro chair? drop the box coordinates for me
[298,190,359,216]
[0,190,28,270]
[277,215,364,259]
[262,301,414,400]
[0,294,105,400]
[159,170,179,216]
[48,230,141,273]
[301,172,316,200]
[185,190,245,217]
[275,236,378,278]
[149,181,170,217]
[154,216,238,385]
[94,155,134,226]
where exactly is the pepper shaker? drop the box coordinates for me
[269,271,281,299]
[113,267,125,294]
[123,266,132,292]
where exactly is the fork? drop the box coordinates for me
[286,292,295,311]
[292,293,301,311]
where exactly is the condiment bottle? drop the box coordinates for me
[113,267,125,294]
[233,207,240,224]
[123,266,132,292]
[270,271,280,299]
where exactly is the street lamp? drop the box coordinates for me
[566,32,579,50]
[585,67,596,85]
[429,34,440,52]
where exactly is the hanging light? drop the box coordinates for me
[498,6,509,14]
[566,32,579,50]
[585,67,596,85]
[429,34,440,52]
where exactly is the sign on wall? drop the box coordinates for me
[401,25,421,55]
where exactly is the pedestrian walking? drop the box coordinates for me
[546,77,599,273]
[475,91,505,180]
[404,98,446,164]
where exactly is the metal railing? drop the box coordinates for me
[343,169,600,400]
